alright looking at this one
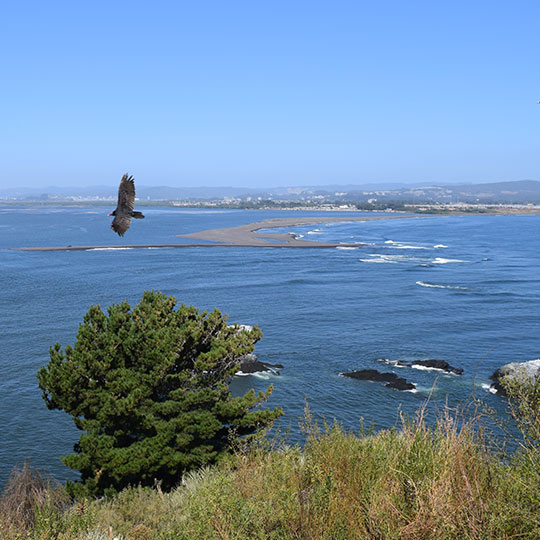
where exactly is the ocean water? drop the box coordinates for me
[1,206,539,486]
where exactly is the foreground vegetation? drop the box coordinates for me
[37,291,281,498]
[2,406,540,540]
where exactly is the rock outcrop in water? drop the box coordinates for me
[377,358,463,375]
[340,369,416,392]
[238,354,283,375]
[490,359,540,394]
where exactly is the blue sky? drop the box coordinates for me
[1,0,539,188]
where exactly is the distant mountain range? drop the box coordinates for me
[1,180,540,204]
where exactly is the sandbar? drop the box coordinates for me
[177,215,415,247]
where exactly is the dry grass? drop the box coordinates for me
[0,461,69,537]
[2,408,540,539]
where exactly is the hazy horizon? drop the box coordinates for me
[3,178,540,194]
[1,1,539,189]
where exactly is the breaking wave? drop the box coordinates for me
[432,257,466,264]
[88,247,134,251]
[385,240,429,250]
[416,281,468,290]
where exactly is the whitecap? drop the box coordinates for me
[336,246,357,250]
[480,383,498,394]
[434,244,448,248]
[384,240,430,250]
[360,254,399,263]
[235,371,273,379]
[387,244,430,250]
[416,281,468,290]
[88,247,134,251]
[360,254,421,264]
[431,258,466,264]
[411,365,458,375]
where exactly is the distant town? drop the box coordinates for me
[2,180,540,214]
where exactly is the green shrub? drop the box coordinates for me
[37,291,282,497]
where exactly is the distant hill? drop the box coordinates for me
[1,180,539,204]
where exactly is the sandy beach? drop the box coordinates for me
[13,215,415,251]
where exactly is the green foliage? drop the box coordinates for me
[500,369,540,452]
[37,291,282,497]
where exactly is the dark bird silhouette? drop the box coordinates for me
[108,174,145,236]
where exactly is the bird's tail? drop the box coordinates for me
[131,211,145,219]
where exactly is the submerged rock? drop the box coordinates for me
[340,369,416,392]
[238,354,283,375]
[490,359,540,394]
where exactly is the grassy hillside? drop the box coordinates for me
[2,405,539,540]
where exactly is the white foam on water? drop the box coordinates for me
[378,359,407,368]
[480,383,498,394]
[410,365,458,375]
[388,244,430,250]
[361,253,423,264]
[431,257,466,264]
[384,240,429,250]
[235,371,273,379]
[434,244,448,248]
[360,254,399,263]
[88,247,134,251]
[416,281,468,290]
[336,246,357,250]
[411,364,441,372]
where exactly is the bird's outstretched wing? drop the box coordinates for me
[117,174,135,213]
[110,173,136,236]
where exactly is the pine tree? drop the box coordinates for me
[37,291,282,497]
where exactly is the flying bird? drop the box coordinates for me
[108,174,145,236]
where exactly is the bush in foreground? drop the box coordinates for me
[37,291,282,497]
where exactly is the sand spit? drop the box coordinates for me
[177,215,414,247]
[13,215,415,251]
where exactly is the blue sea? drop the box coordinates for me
[1,206,539,487]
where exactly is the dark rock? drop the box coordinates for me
[412,359,463,375]
[238,354,282,375]
[490,359,540,394]
[340,369,416,392]
[385,379,417,391]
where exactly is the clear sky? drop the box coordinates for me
[1,0,539,188]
